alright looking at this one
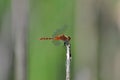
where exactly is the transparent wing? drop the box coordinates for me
[52,25,68,46]
[52,40,62,46]
[52,25,68,37]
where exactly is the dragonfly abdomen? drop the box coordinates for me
[40,37,53,40]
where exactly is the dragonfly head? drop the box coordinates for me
[64,36,71,45]
[67,36,71,41]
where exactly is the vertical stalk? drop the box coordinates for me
[12,0,28,80]
[64,42,71,80]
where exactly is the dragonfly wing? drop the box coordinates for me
[52,25,68,37]
[52,40,62,46]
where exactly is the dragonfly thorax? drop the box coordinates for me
[54,34,71,42]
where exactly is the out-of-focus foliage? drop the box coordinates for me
[29,0,74,80]
[0,0,9,29]
[1,0,120,80]
[0,0,13,80]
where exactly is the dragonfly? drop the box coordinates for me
[40,25,72,59]
[39,25,71,46]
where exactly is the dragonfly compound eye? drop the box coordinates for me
[68,36,71,41]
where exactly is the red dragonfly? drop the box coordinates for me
[39,25,71,45]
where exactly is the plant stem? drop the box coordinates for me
[64,42,71,80]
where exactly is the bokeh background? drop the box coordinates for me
[0,0,120,80]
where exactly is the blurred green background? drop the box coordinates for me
[1,0,120,80]
[29,0,74,80]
